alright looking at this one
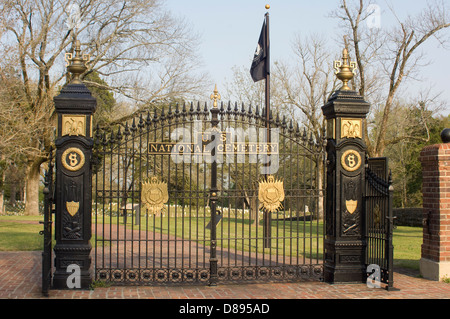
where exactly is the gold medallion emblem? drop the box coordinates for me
[62,147,85,172]
[258,175,285,213]
[341,149,362,172]
[345,200,358,215]
[141,177,169,215]
[66,201,80,217]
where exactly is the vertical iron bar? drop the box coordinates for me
[309,150,313,265]
[109,135,115,272]
[316,153,320,265]
[296,143,300,267]
[102,135,107,276]
[302,146,306,265]
[167,120,172,273]
[145,120,150,270]
[94,138,99,279]
[41,150,53,296]
[152,119,157,271]
[289,136,293,267]
[205,117,209,273]
[189,120,193,271]
[137,122,143,271]
[386,173,395,290]
[174,115,178,271]
[209,103,219,286]
[161,119,168,274]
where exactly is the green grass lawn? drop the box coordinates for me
[393,226,423,270]
[0,215,423,272]
[0,216,43,251]
[94,214,324,259]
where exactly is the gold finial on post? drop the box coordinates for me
[265,4,270,10]
[210,84,221,108]
[334,47,357,91]
[65,40,90,84]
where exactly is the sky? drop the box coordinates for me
[165,0,450,114]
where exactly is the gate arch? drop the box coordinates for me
[92,101,325,285]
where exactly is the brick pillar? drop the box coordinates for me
[419,134,450,281]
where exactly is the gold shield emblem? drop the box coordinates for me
[346,200,358,215]
[141,177,169,215]
[258,175,285,213]
[66,201,80,217]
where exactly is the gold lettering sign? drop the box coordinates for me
[197,132,230,143]
[148,141,279,155]
[141,177,169,216]
[341,149,362,172]
[62,115,86,137]
[341,119,362,139]
[258,175,285,213]
[62,147,85,172]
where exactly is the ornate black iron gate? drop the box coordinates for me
[92,101,325,285]
[364,157,395,290]
[42,43,398,292]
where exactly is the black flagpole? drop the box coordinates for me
[265,10,270,130]
[263,6,271,248]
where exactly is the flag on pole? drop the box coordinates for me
[250,19,269,82]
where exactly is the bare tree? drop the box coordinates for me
[224,34,338,141]
[0,0,209,215]
[331,0,450,157]
[223,65,265,105]
[275,33,338,141]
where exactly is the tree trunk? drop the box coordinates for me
[0,191,3,213]
[24,159,41,216]
[9,183,17,206]
[0,160,4,213]
[243,189,259,225]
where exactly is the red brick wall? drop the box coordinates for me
[420,143,450,262]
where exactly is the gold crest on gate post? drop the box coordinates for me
[66,201,80,217]
[258,175,285,213]
[62,115,86,137]
[345,200,358,215]
[141,177,169,216]
[341,119,362,139]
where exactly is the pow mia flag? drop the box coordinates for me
[250,19,269,82]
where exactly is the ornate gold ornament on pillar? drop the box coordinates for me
[65,40,90,84]
[334,48,357,91]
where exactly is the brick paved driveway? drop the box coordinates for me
[1,251,449,299]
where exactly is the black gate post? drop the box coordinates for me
[322,48,370,284]
[52,40,97,289]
